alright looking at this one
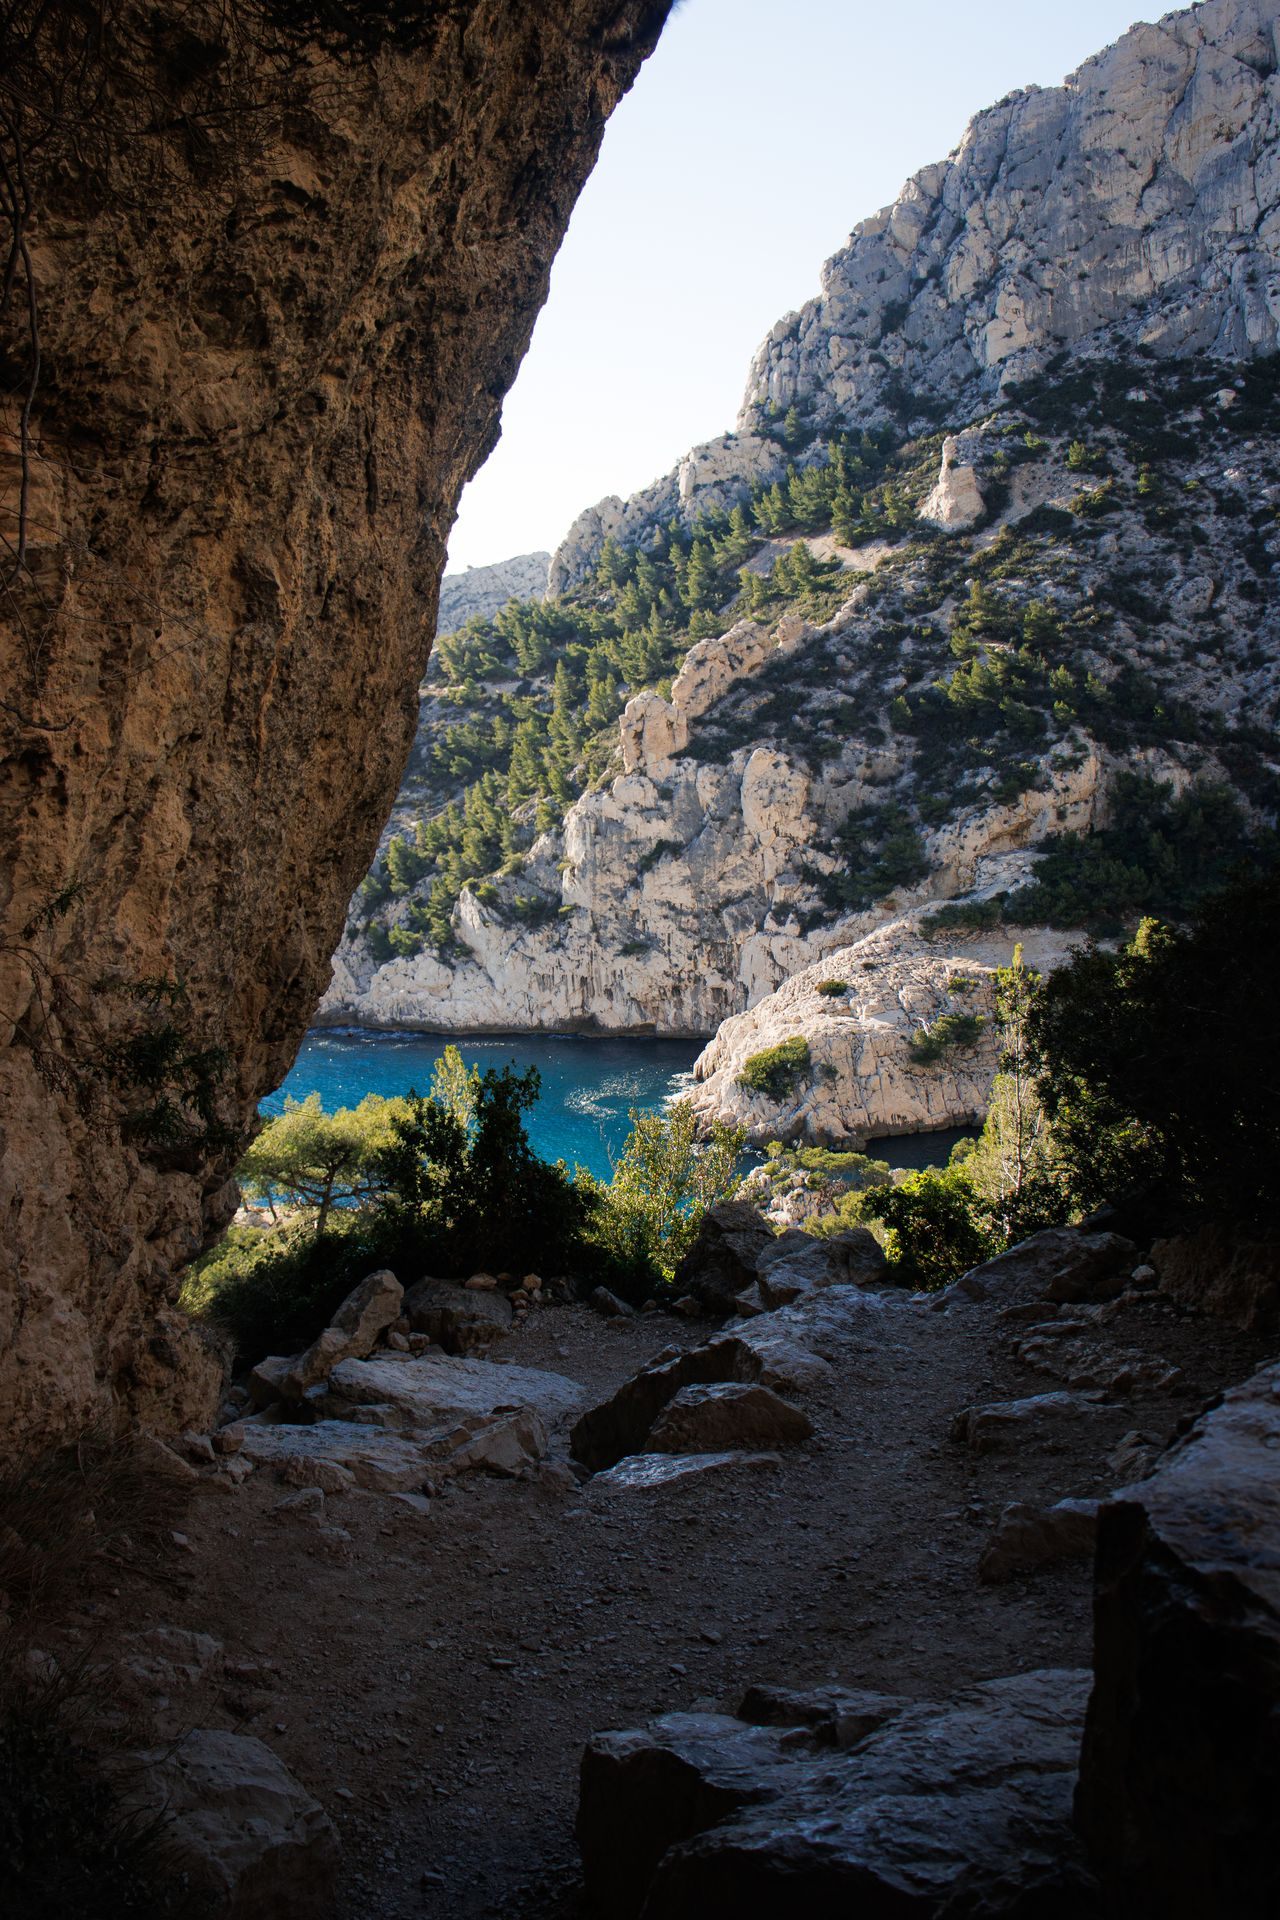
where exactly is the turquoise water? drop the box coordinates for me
[266,1030,973,1182]
[265,1031,702,1181]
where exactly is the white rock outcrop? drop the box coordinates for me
[684,918,1082,1146]
[546,0,1280,589]
[919,435,986,529]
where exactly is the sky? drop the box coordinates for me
[445,0,1150,573]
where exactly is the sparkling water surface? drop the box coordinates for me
[267,1030,973,1184]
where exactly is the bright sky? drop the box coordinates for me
[445,0,1149,572]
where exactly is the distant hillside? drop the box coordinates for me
[437,552,549,636]
[324,0,1280,1144]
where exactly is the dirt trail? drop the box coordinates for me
[102,1288,1272,1918]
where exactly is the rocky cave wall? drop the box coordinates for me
[0,0,671,1455]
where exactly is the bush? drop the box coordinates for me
[857,1166,996,1290]
[578,1100,744,1296]
[372,1065,588,1280]
[816,979,848,997]
[187,1063,587,1362]
[736,1036,811,1100]
[908,1012,986,1065]
[181,1214,378,1363]
[1026,870,1280,1226]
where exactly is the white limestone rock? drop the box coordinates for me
[684,917,1080,1147]
[436,551,549,637]
[919,435,985,529]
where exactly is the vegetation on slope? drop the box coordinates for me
[842,869,1280,1287]
[351,349,1280,967]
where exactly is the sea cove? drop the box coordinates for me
[269,1030,974,1181]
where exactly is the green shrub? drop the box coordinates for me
[908,1012,986,1065]
[1026,870,1280,1225]
[736,1036,811,1100]
[816,979,848,997]
[578,1100,745,1296]
[857,1166,997,1290]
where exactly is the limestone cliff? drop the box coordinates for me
[554,0,1280,590]
[437,552,551,638]
[326,0,1280,1158]
[0,0,671,1453]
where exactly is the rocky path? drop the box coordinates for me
[94,1259,1272,1920]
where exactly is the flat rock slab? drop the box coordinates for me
[580,1669,1095,1920]
[238,1421,440,1493]
[326,1352,585,1429]
[590,1451,782,1491]
[951,1390,1120,1455]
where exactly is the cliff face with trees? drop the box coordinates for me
[326,0,1280,1147]
[0,0,671,1454]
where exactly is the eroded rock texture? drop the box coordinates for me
[0,0,670,1453]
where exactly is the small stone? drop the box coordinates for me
[273,1487,325,1518]
[523,1274,542,1292]
[211,1424,245,1455]
[385,1331,411,1352]
[466,1272,499,1292]
[181,1431,216,1464]
[590,1286,635,1318]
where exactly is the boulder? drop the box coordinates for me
[281,1271,404,1396]
[646,1383,813,1453]
[1077,1360,1280,1919]
[950,1391,1119,1455]
[978,1498,1099,1584]
[403,1279,513,1354]
[919,435,986,530]
[1149,1224,1280,1334]
[578,1670,1095,1920]
[572,1287,879,1471]
[753,1227,885,1308]
[247,1355,295,1410]
[936,1228,1136,1310]
[444,1407,548,1477]
[671,1201,777,1314]
[589,1286,637,1319]
[130,1729,338,1920]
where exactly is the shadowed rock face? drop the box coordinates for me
[1077,1359,1280,1919]
[0,0,670,1454]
